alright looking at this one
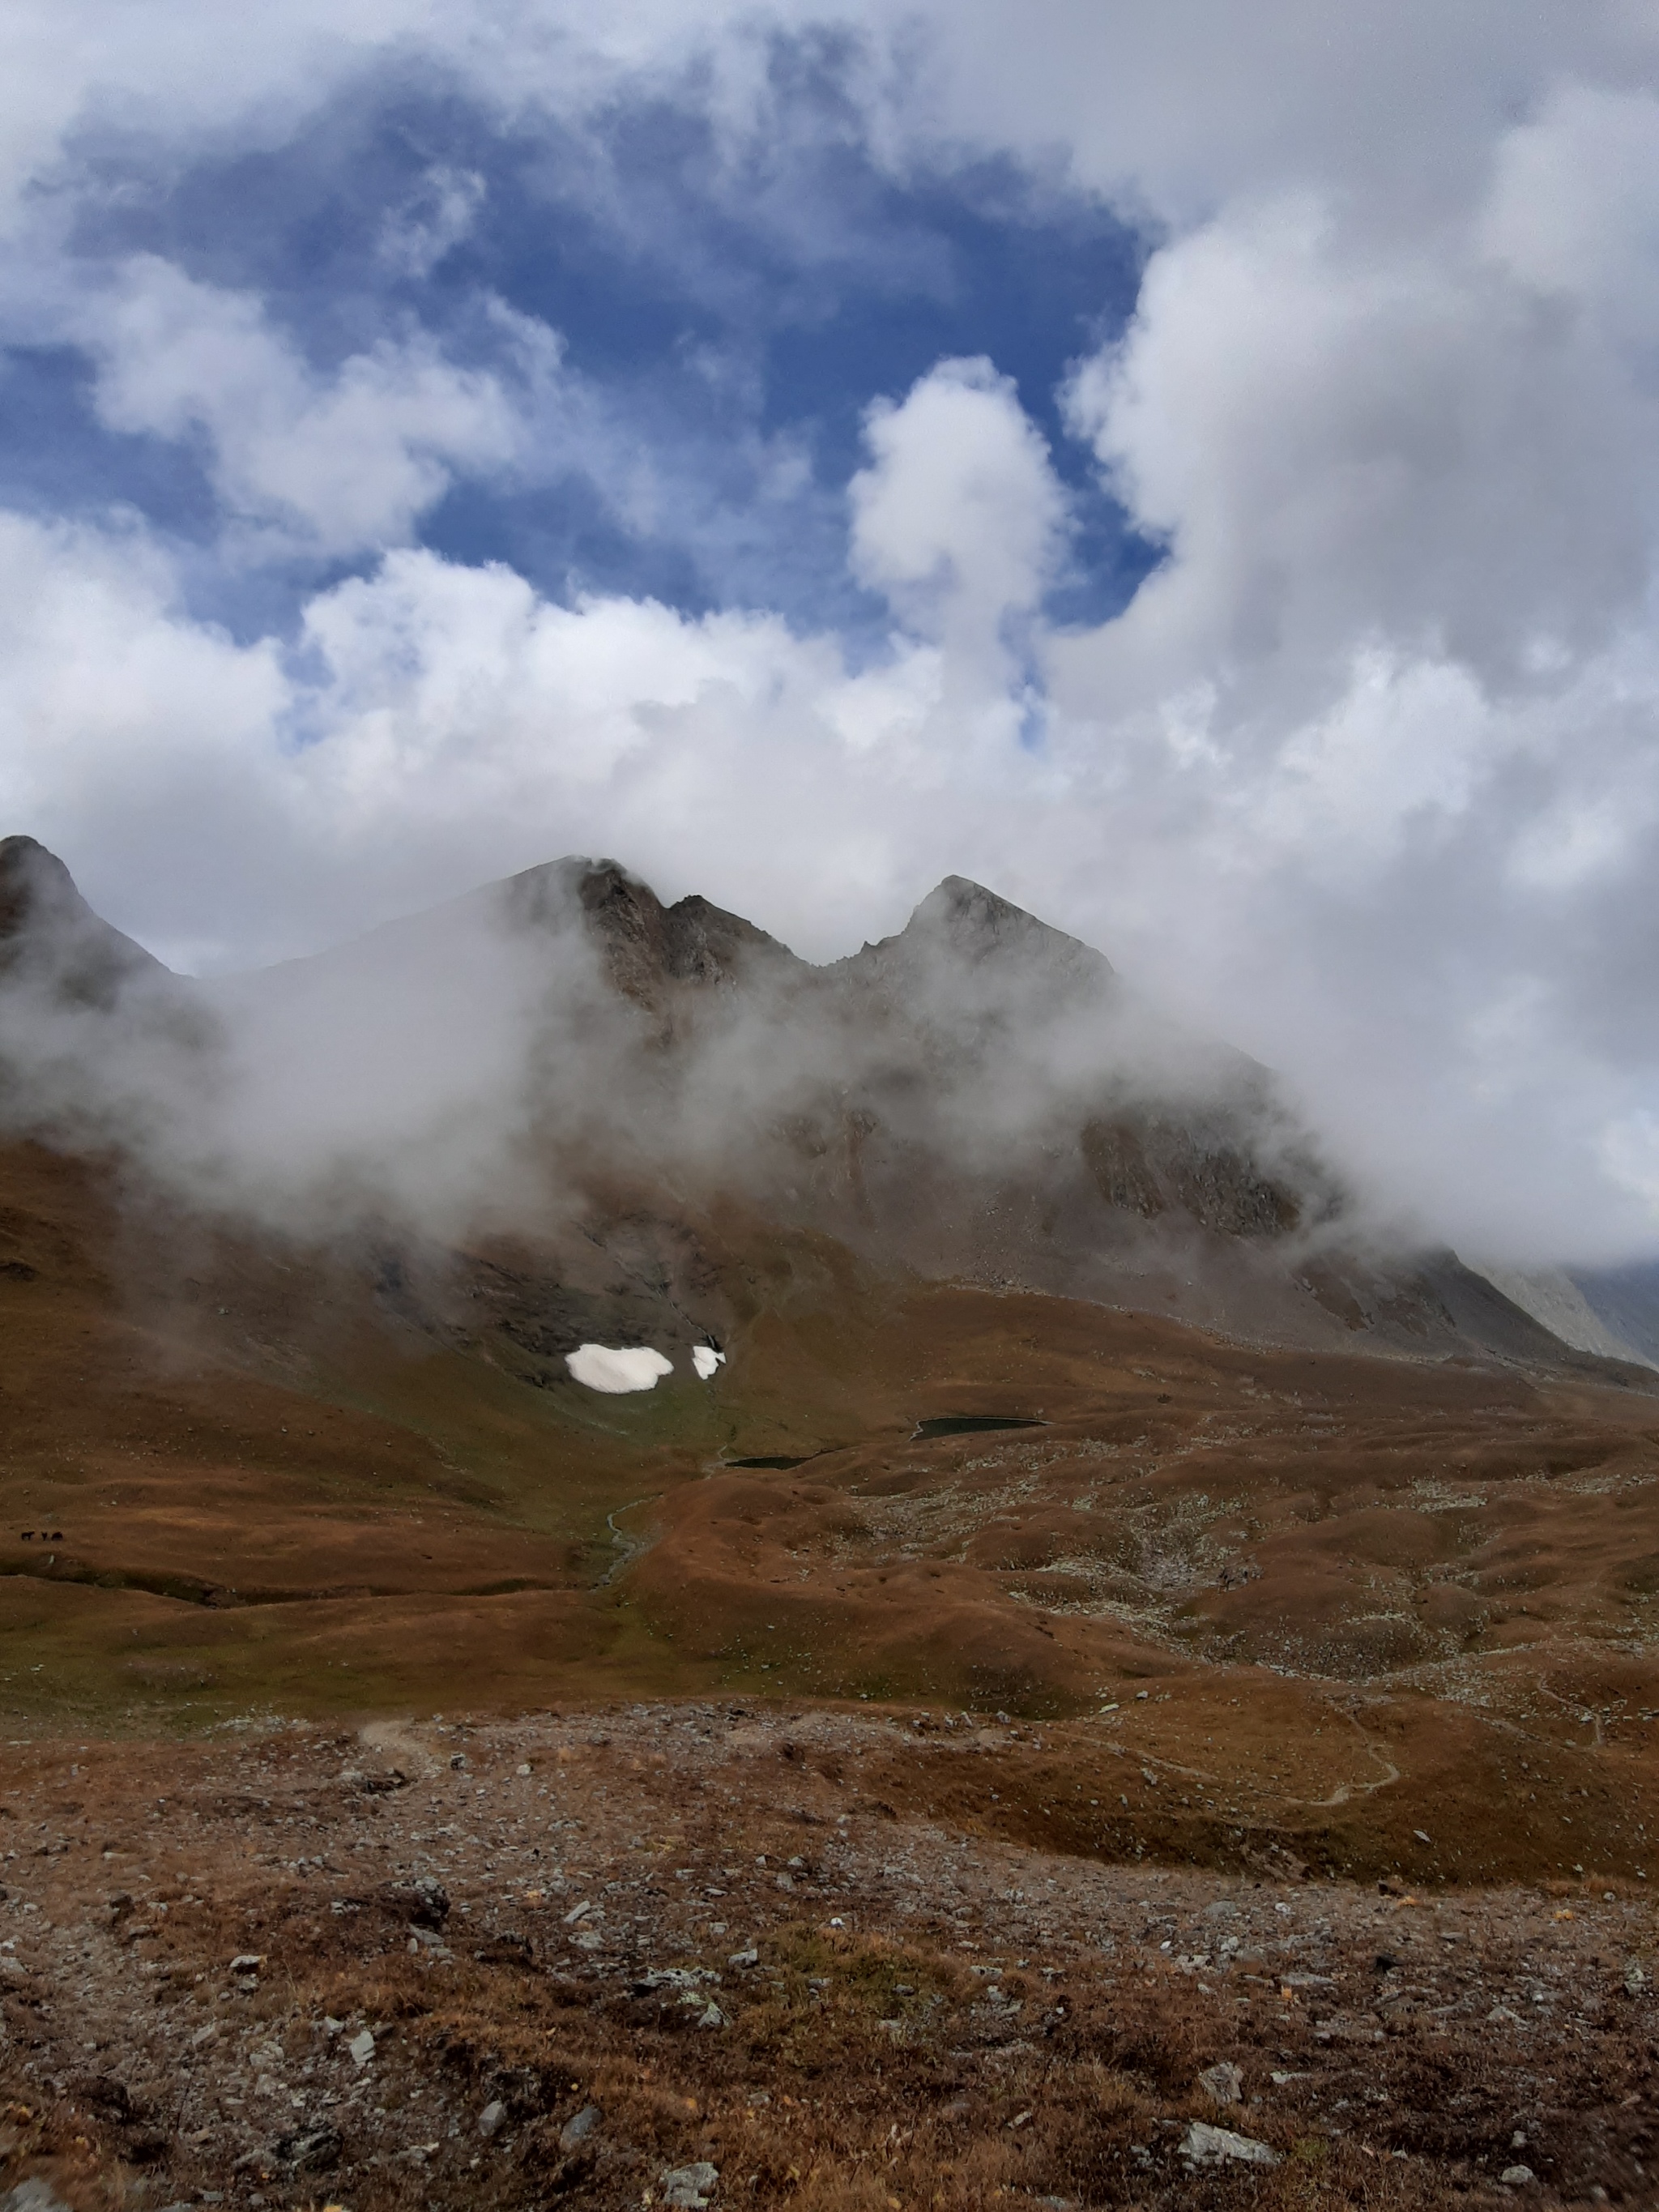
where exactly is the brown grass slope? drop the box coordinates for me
[3,1131,1659,1895]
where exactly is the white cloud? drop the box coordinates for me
[378,164,488,279]
[1478,83,1659,334]
[284,532,1034,950]
[2,1,1653,250]
[1602,1111,1659,1219]
[881,1,1659,237]
[0,502,1013,973]
[987,66,1659,1262]
[83,256,530,553]
[0,510,289,975]
[1060,192,1655,712]
[850,357,1066,645]
[847,357,1068,759]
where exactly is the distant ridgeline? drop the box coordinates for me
[0,830,1636,1381]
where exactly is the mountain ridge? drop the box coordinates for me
[0,834,1640,1381]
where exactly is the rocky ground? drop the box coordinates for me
[2,1702,1656,2211]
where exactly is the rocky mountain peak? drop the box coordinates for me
[0,835,166,1009]
[502,854,803,1004]
[904,874,1112,975]
[834,875,1115,1023]
[1,835,85,942]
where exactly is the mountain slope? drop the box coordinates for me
[0,834,168,1009]
[4,840,1659,1900]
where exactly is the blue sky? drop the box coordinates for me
[10,51,1149,641]
[5,1,1659,1262]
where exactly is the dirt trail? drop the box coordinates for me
[1289,1708,1403,1809]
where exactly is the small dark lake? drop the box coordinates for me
[911,1415,1046,1439]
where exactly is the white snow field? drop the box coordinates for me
[691,1345,726,1380]
[564,1344,674,1393]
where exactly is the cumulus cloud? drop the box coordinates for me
[847,357,1068,754]
[850,357,1066,644]
[1062,190,1657,704]
[82,256,532,553]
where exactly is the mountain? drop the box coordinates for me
[0,842,1621,1374]
[1461,1256,1659,1373]
[7,832,1659,1924]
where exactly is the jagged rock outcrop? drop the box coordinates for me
[505,856,802,1007]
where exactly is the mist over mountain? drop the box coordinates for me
[0,830,1616,1376]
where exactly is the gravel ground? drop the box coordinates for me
[2,1702,1657,2209]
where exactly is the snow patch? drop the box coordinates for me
[565,1344,673,1394]
[691,1345,726,1381]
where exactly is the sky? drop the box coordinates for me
[3,1,1659,1262]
